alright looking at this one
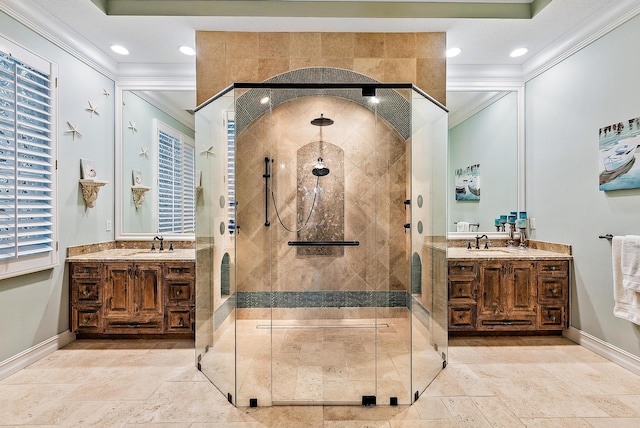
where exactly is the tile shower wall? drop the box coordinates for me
[235,96,409,317]
[195,32,446,106]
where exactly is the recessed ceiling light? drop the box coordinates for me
[510,47,528,58]
[260,96,270,105]
[179,45,196,56]
[110,45,129,55]
[446,47,462,58]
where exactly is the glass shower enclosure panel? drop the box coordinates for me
[195,82,448,407]
[194,89,236,405]
[410,89,449,400]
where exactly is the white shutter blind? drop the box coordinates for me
[182,143,195,233]
[226,113,235,232]
[0,52,53,260]
[156,123,195,234]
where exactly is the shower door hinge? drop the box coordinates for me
[362,395,376,406]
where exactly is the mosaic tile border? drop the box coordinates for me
[212,291,431,331]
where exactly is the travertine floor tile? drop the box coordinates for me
[1,335,640,427]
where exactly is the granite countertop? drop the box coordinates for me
[447,246,572,260]
[66,248,195,262]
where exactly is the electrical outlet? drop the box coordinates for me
[106,220,112,231]
[529,218,536,229]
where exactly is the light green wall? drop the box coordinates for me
[527,13,640,358]
[0,11,115,362]
[449,92,518,232]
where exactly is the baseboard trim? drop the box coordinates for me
[564,326,640,376]
[0,330,76,381]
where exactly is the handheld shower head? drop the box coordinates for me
[312,158,330,177]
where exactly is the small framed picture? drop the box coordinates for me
[132,170,143,185]
[80,159,97,179]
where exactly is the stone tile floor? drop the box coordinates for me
[1,335,640,427]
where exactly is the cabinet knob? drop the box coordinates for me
[551,289,557,294]
[82,290,88,295]
[458,288,463,293]
[178,317,184,326]
[460,314,465,319]
[82,317,89,324]
[551,316,557,321]
[176,290,182,295]
[83,268,89,273]
[550,266,556,271]
[460,267,465,271]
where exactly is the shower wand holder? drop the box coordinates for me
[263,157,272,227]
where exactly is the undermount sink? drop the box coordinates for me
[466,249,513,254]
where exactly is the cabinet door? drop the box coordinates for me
[477,262,505,315]
[104,263,133,317]
[134,263,163,318]
[507,261,537,316]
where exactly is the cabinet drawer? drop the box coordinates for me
[72,279,101,303]
[449,261,477,277]
[166,309,193,332]
[448,305,476,329]
[538,276,567,302]
[166,282,192,305]
[104,319,163,334]
[164,263,195,279]
[538,306,566,329]
[449,278,476,300]
[477,316,536,331]
[71,263,102,278]
[72,307,102,332]
[537,260,568,276]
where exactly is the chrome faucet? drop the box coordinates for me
[153,236,164,251]
[475,234,488,249]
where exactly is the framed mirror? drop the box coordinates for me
[115,81,197,240]
[446,82,525,239]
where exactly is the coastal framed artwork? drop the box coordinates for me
[455,163,480,201]
[599,116,640,191]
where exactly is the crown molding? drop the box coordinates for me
[0,0,117,79]
[523,0,640,82]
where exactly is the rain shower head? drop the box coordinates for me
[312,158,330,177]
[310,113,334,126]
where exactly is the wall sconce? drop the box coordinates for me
[131,185,151,209]
[79,179,108,208]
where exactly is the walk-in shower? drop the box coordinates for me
[194,76,448,407]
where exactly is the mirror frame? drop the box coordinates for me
[446,80,525,239]
[114,79,196,240]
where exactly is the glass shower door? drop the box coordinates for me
[265,88,379,405]
[194,89,237,405]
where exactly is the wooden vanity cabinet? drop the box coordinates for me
[103,262,164,334]
[447,261,478,331]
[164,262,195,333]
[70,260,195,337]
[537,260,569,329]
[448,258,569,333]
[70,262,103,334]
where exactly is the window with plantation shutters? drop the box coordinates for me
[0,38,57,279]
[155,120,195,234]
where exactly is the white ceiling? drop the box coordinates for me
[5,0,640,119]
